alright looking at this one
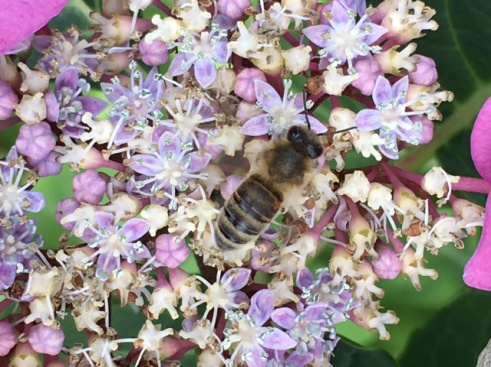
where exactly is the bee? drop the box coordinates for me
[214,90,353,250]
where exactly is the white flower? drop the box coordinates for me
[338,171,371,203]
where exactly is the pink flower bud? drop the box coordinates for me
[73,169,108,204]
[28,324,65,355]
[155,234,189,268]
[140,39,169,66]
[16,121,56,160]
[0,80,18,119]
[371,244,402,279]
[352,58,383,96]
[217,0,251,20]
[234,68,267,103]
[408,55,438,86]
[0,321,16,356]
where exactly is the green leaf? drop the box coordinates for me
[399,292,491,367]
[399,0,491,171]
[331,339,398,367]
[49,0,92,34]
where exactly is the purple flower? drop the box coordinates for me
[353,75,424,159]
[464,97,491,290]
[45,67,108,138]
[0,147,46,216]
[84,212,151,280]
[33,31,100,79]
[168,26,231,88]
[241,80,327,136]
[223,289,296,367]
[101,63,164,148]
[129,132,211,208]
[303,1,386,71]
[0,218,43,290]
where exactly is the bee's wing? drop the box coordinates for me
[477,339,491,367]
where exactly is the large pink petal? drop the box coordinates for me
[471,97,491,183]
[0,0,68,56]
[463,194,491,290]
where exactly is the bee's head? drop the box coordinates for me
[287,125,323,159]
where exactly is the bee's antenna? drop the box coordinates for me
[302,88,312,130]
[327,126,358,135]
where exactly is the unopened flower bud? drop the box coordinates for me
[422,167,459,199]
[352,58,383,96]
[28,323,65,356]
[139,38,169,66]
[156,234,189,268]
[0,56,21,86]
[218,0,251,20]
[409,55,438,86]
[372,243,402,279]
[0,79,18,119]
[0,321,16,356]
[73,169,108,204]
[234,68,266,103]
[16,121,56,160]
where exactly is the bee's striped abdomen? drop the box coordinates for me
[215,174,282,250]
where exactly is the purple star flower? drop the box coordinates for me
[129,131,211,208]
[44,67,108,138]
[0,147,46,217]
[223,289,296,367]
[168,25,231,89]
[353,75,424,159]
[241,80,327,136]
[101,62,165,148]
[84,212,151,281]
[0,217,43,290]
[303,1,386,71]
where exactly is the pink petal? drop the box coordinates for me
[221,268,251,291]
[463,194,491,290]
[254,80,281,113]
[248,289,274,326]
[187,151,211,173]
[0,0,68,56]
[122,218,150,242]
[471,97,491,183]
[302,25,331,48]
[260,328,297,350]
[240,114,270,136]
[372,76,393,106]
[195,58,217,88]
[271,307,296,329]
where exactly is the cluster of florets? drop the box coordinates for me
[0,0,487,366]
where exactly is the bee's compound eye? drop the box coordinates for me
[287,125,302,142]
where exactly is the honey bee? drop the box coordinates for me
[213,87,354,250]
[214,123,324,250]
